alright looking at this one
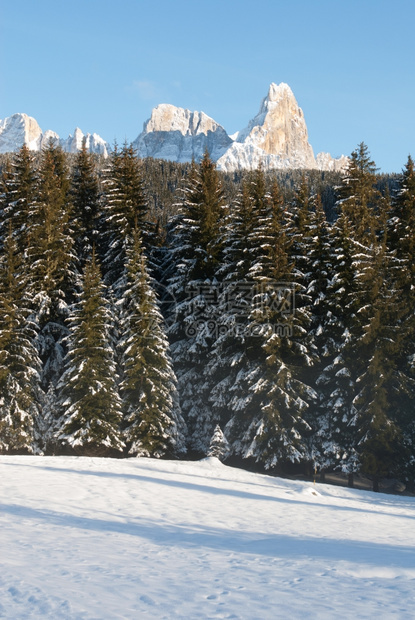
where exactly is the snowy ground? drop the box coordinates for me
[1,456,414,619]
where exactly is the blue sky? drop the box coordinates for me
[1,0,414,172]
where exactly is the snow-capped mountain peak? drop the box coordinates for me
[0,113,110,156]
[220,81,315,171]
[0,113,43,153]
[254,82,296,120]
[1,83,347,170]
[60,127,109,156]
[133,104,232,163]
[143,104,222,136]
[133,82,347,172]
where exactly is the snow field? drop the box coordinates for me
[1,455,414,619]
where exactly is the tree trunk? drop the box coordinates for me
[348,472,354,488]
[304,462,313,478]
[372,476,379,493]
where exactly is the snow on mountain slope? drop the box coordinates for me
[133,83,347,172]
[60,127,109,156]
[133,104,233,163]
[216,82,347,172]
[0,113,43,153]
[2,84,347,170]
[216,82,316,171]
[0,456,414,619]
[0,113,110,156]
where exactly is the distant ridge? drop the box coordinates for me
[0,113,109,157]
[133,82,348,172]
[1,84,347,171]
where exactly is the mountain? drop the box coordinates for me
[0,113,110,156]
[0,113,43,153]
[133,83,348,172]
[133,104,233,163]
[216,82,316,171]
[217,83,347,172]
[60,127,109,156]
[1,85,347,170]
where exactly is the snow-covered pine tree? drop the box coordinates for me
[284,176,321,378]
[314,144,381,485]
[351,209,402,491]
[102,143,148,290]
[26,141,75,391]
[233,178,317,469]
[389,155,415,487]
[312,211,359,479]
[0,145,37,256]
[306,195,333,351]
[118,227,186,457]
[317,144,399,489]
[0,156,13,250]
[207,178,259,444]
[390,155,415,264]
[207,425,229,460]
[55,250,123,456]
[284,176,315,330]
[166,151,225,454]
[70,140,102,268]
[303,194,337,470]
[337,142,379,245]
[0,223,42,453]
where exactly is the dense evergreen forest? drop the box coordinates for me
[0,140,414,492]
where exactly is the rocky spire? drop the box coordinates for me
[217,82,316,171]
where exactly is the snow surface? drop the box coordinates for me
[1,455,414,619]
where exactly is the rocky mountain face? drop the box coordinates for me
[133,83,348,172]
[0,113,43,153]
[0,113,109,156]
[133,104,233,163]
[1,84,347,171]
[217,82,316,171]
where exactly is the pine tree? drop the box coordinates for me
[238,179,316,468]
[304,195,336,469]
[212,173,316,469]
[386,155,415,486]
[26,141,75,391]
[207,177,259,439]
[103,143,148,289]
[337,142,379,244]
[352,229,401,491]
[0,156,13,251]
[307,195,333,343]
[0,145,37,256]
[70,140,101,267]
[118,228,186,457]
[312,212,359,478]
[284,176,315,328]
[0,223,42,453]
[166,151,226,454]
[55,251,123,455]
[317,146,401,489]
[207,425,229,460]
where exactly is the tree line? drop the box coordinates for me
[0,140,414,491]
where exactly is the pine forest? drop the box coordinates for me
[1,140,414,493]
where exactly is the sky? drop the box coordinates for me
[1,0,414,172]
